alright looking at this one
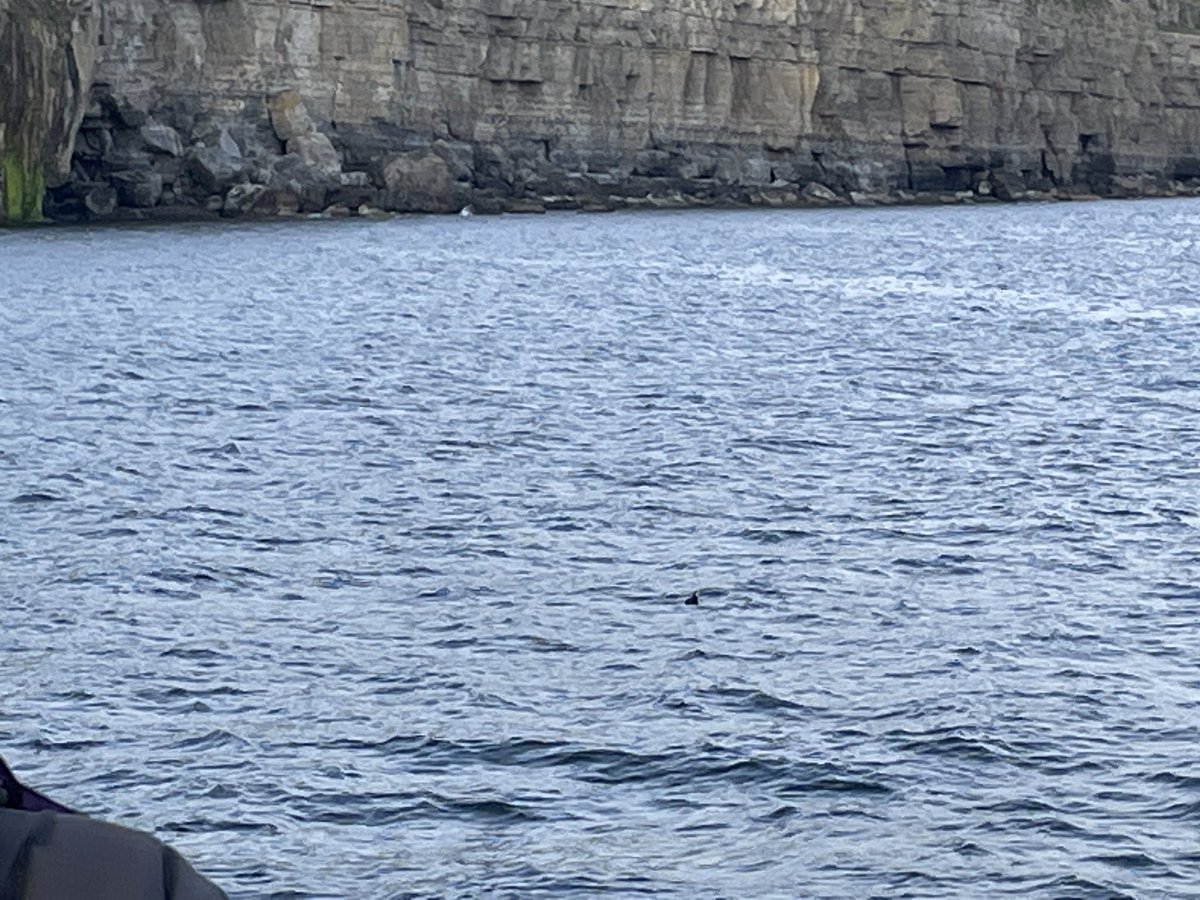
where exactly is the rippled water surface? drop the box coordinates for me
[3,200,1200,898]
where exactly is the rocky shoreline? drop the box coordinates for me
[32,86,1200,226]
[41,181,1200,229]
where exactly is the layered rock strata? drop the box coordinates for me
[6,0,1200,222]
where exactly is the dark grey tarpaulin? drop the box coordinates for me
[0,758,73,815]
[0,757,227,900]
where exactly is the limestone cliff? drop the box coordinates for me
[9,0,1200,220]
[0,0,96,222]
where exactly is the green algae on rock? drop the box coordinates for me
[3,149,45,223]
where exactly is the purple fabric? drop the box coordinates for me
[0,757,75,814]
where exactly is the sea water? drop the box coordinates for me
[2,200,1200,897]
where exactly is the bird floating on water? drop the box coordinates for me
[685,591,699,606]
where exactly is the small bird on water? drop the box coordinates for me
[685,591,699,606]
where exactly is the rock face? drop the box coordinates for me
[0,0,97,222]
[7,0,1200,220]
